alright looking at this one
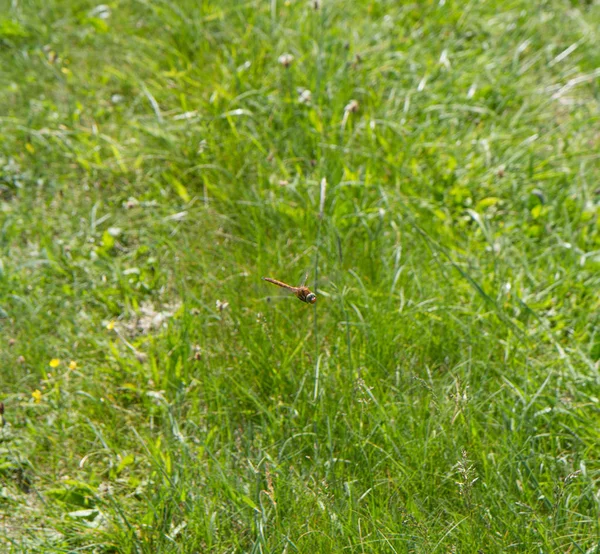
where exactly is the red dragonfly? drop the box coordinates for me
[262,276,316,304]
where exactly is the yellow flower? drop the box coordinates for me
[32,390,42,403]
[49,358,60,368]
[69,361,77,370]
[106,320,115,330]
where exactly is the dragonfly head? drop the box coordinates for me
[305,292,317,304]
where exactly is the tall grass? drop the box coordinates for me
[0,0,599,552]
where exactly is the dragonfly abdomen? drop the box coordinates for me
[262,277,296,291]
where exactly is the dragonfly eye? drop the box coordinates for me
[306,293,316,304]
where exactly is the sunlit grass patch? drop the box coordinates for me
[0,0,599,552]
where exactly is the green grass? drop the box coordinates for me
[0,0,599,551]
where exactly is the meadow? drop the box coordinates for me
[0,0,599,551]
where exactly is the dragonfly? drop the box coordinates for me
[262,275,317,304]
